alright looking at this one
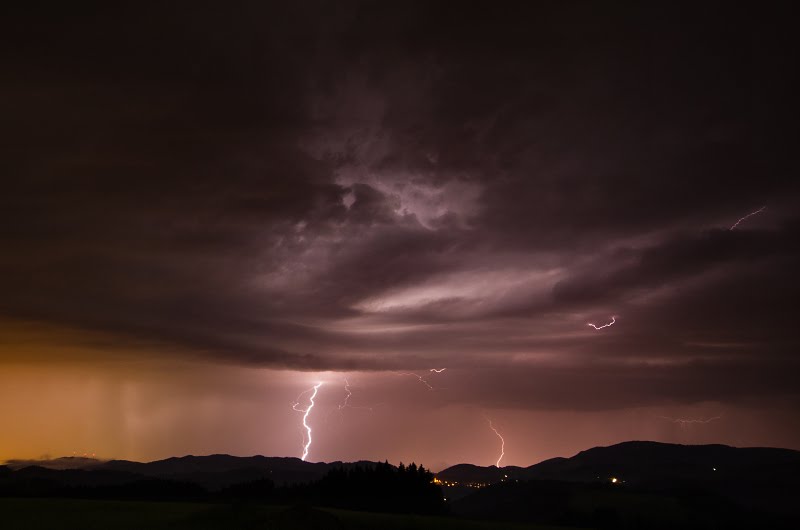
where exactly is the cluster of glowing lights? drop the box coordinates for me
[433,477,490,488]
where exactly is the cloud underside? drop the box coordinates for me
[1,2,798,410]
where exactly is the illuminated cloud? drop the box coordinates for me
[0,1,798,465]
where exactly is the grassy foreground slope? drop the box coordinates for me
[0,498,572,530]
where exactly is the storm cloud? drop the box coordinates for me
[1,1,798,464]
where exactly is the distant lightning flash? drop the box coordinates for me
[327,379,378,425]
[395,372,434,390]
[487,418,505,468]
[339,379,352,410]
[729,206,766,230]
[588,316,616,330]
[336,378,374,413]
[429,368,447,373]
[658,415,722,427]
[292,382,322,461]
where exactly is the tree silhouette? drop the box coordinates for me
[292,461,444,514]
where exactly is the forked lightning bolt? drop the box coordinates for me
[394,368,447,390]
[292,382,323,461]
[487,418,505,468]
[729,206,766,230]
[588,316,616,330]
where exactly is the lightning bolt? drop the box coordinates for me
[326,378,378,426]
[393,367,448,390]
[395,372,435,390]
[486,418,505,468]
[339,378,352,410]
[292,382,323,461]
[588,316,616,330]
[336,378,375,412]
[729,206,766,230]
[658,415,722,427]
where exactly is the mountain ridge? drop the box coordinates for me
[6,440,800,487]
[435,440,800,486]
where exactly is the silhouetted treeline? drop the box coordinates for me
[0,462,445,515]
[275,461,444,514]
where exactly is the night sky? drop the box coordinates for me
[1,2,798,470]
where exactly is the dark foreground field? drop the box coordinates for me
[0,498,567,530]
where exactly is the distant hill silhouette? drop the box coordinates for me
[440,442,800,529]
[437,440,800,486]
[435,463,524,485]
[0,458,444,515]
[4,454,386,490]
[4,441,800,526]
[4,457,101,471]
[99,455,330,489]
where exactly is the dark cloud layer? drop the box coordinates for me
[1,0,798,417]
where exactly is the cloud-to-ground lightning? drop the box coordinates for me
[587,316,616,330]
[292,382,323,461]
[486,418,505,468]
[658,415,722,427]
[729,206,766,230]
